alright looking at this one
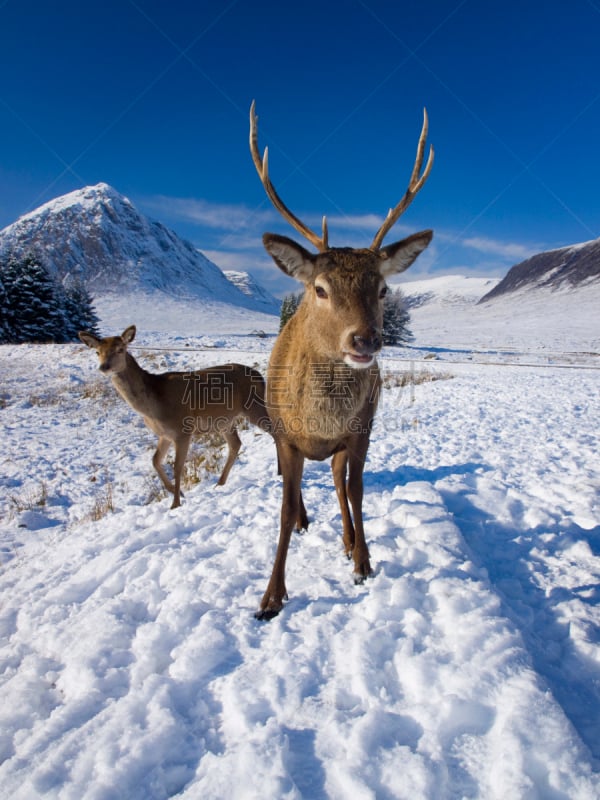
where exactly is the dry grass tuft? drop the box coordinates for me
[181,432,226,487]
[9,481,49,514]
[84,480,115,522]
[382,366,453,389]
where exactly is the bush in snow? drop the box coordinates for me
[383,288,413,346]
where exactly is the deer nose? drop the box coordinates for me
[352,331,382,354]
[99,362,110,372]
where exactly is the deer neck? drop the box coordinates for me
[111,353,156,416]
[268,313,380,442]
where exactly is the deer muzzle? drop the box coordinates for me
[343,329,382,369]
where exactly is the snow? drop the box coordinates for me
[1,280,599,799]
[399,273,600,355]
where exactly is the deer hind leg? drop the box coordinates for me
[332,450,355,557]
[217,426,241,486]
[152,436,176,495]
[346,443,373,583]
[171,435,191,509]
[297,490,309,531]
[256,441,304,620]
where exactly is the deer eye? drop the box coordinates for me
[379,285,388,299]
[315,285,328,299]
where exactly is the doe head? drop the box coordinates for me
[78,325,136,374]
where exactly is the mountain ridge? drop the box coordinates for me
[0,183,275,314]
[479,236,600,302]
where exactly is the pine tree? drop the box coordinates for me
[18,255,65,342]
[5,254,65,343]
[382,288,413,346]
[0,273,9,343]
[61,276,100,340]
[1,254,102,343]
[1,255,22,341]
[279,292,302,331]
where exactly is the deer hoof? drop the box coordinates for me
[254,607,281,621]
[353,567,373,585]
[297,513,309,531]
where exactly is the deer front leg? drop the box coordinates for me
[256,443,304,620]
[152,436,175,495]
[171,435,191,509]
[277,453,308,530]
[332,450,355,557]
[346,439,373,583]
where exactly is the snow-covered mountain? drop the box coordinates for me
[480,236,600,302]
[224,270,281,314]
[0,184,273,315]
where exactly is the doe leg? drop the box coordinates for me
[171,435,191,509]
[217,426,242,486]
[152,436,175,494]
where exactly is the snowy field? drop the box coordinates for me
[1,289,599,799]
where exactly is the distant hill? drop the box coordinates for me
[391,272,599,353]
[224,270,281,314]
[398,274,500,309]
[0,183,275,314]
[479,237,600,303]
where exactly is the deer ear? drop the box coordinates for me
[378,229,433,277]
[263,233,316,283]
[79,331,101,349]
[121,325,136,343]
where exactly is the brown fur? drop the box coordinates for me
[79,325,269,509]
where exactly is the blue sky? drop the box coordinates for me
[1,0,600,297]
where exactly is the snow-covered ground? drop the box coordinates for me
[1,283,599,799]
[399,274,600,357]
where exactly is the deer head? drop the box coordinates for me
[78,325,136,374]
[250,101,433,369]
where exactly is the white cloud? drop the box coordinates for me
[143,195,276,232]
[462,236,535,261]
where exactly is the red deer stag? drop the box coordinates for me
[79,325,268,508]
[250,101,433,618]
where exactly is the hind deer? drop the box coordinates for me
[79,325,269,508]
[250,101,433,618]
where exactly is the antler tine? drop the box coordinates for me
[370,108,434,251]
[249,101,328,252]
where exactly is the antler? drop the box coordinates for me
[370,109,434,251]
[250,101,329,252]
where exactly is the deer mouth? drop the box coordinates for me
[343,331,381,368]
[343,351,376,368]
